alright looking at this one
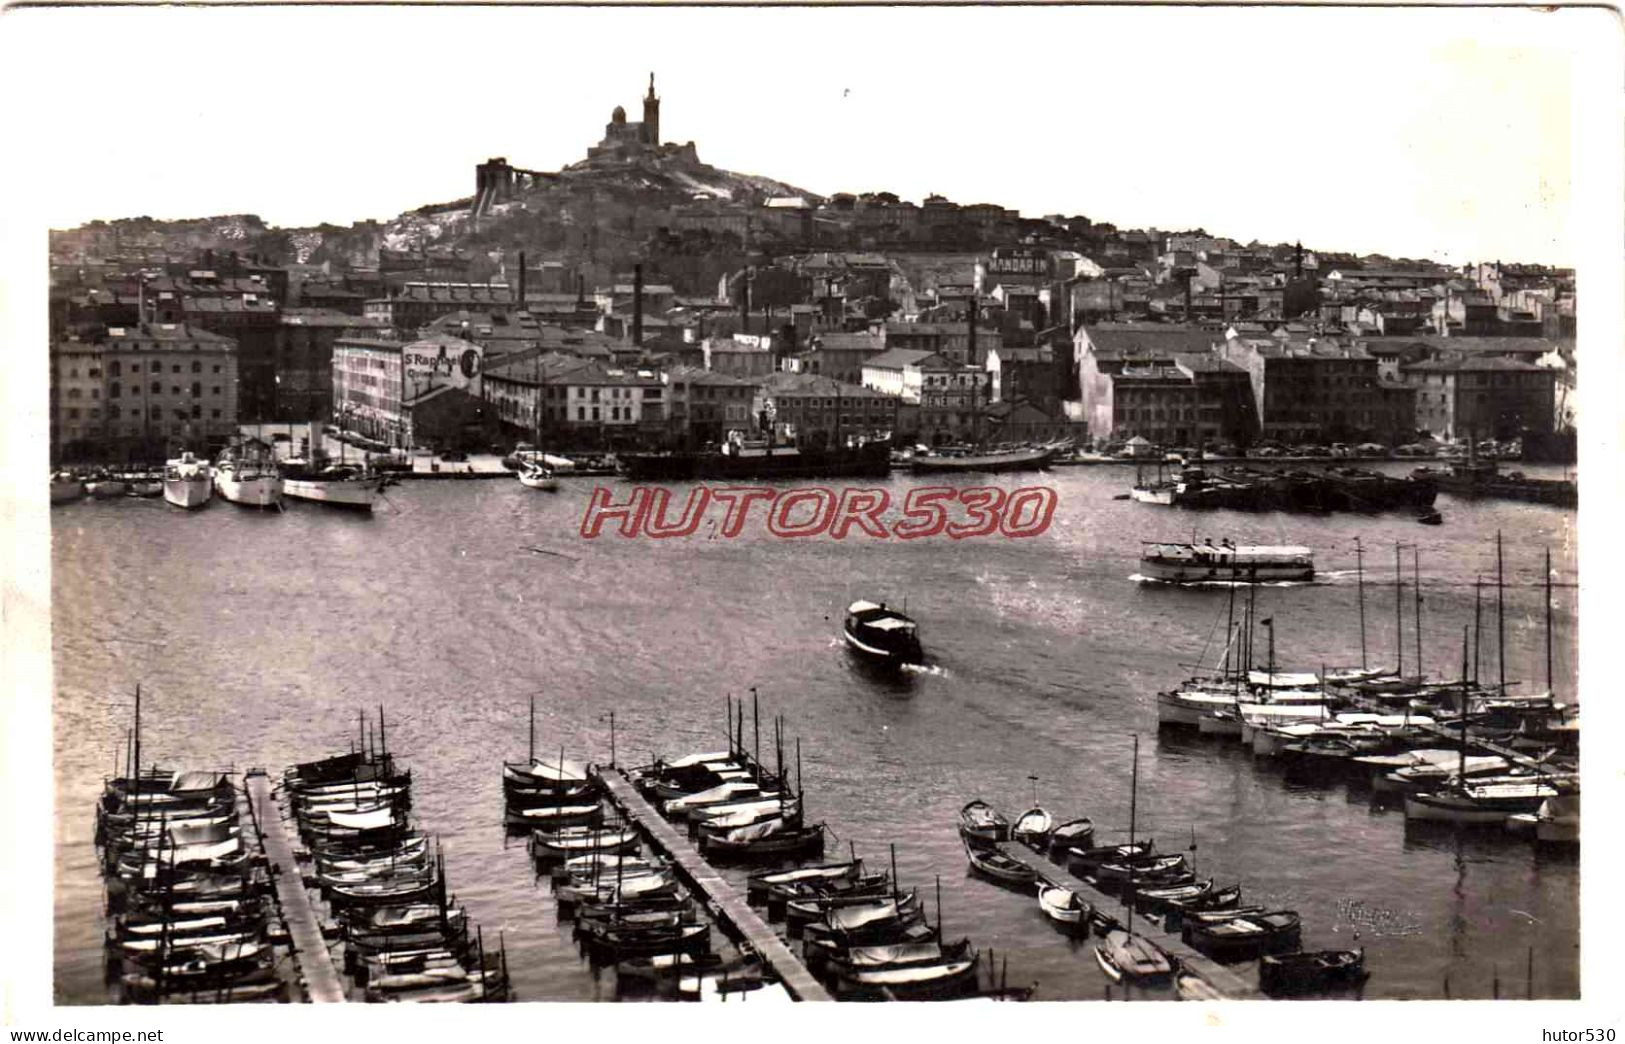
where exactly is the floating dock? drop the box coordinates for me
[992,841,1263,1000]
[244,769,347,1003]
[592,766,832,1001]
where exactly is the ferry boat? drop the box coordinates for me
[842,600,924,666]
[908,442,1059,475]
[618,432,893,482]
[1139,541,1314,584]
[213,442,282,508]
[162,453,213,509]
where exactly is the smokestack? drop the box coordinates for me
[1294,241,1303,280]
[967,296,977,365]
[577,271,585,306]
[1184,274,1194,323]
[518,251,526,313]
[742,270,753,323]
[632,263,644,348]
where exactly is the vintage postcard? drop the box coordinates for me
[2,2,1618,1038]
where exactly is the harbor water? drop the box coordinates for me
[50,464,1580,1002]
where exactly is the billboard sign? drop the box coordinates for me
[403,336,483,397]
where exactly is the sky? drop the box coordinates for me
[0,5,1610,266]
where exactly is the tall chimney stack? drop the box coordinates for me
[517,251,527,313]
[967,295,977,365]
[632,263,644,348]
[1184,273,1194,323]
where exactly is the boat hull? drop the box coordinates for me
[283,477,379,511]
[215,474,283,507]
[163,477,212,509]
[51,479,86,503]
[910,446,1054,474]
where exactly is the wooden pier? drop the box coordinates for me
[592,767,832,1001]
[993,841,1263,1000]
[244,769,347,1003]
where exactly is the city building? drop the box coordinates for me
[1220,336,1409,444]
[755,372,899,448]
[52,322,239,461]
[1403,355,1556,441]
[331,331,492,451]
[662,365,757,446]
[363,282,516,335]
[276,309,390,423]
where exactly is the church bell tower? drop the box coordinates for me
[642,73,660,147]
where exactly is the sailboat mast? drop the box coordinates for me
[1223,563,1237,680]
[1394,543,1404,678]
[1473,576,1483,686]
[1458,625,1469,787]
[133,684,142,781]
[529,695,535,763]
[1354,536,1367,670]
[1125,734,1139,930]
[1545,546,1554,704]
[1413,548,1423,682]
[1497,531,1506,693]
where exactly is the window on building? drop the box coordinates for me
[109,361,121,377]
[212,386,221,395]
[109,406,120,420]
[66,387,80,399]
[213,365,221,373]
[191,382,202,397]
[66,407,79,419]
[212,409,221,419]
[191,361,201,373]
[192,405,201,419]
[91,388,99,400]
[150,381,161,394]
[88,367,101,378]
[591,407,600,421]
[90,408,100,419]
[577,406,585,420]
[172,365,181,374]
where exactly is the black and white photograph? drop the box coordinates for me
[1,1,1618,1035]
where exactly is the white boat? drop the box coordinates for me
[517,463,559,491]
[909,443,1056,474]
[1037,884,1091,934]
[1140,541,1314,584]
[162,453,213,509]
[1157,688,1236,728]
[50,472,85,503]
[214,452,283,508]
[1533,794,1579,844]
[1404,780,1566,824]
[280,459,380,511]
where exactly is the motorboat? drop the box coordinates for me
[958,800,1010,845]
[1139,541,1314,584]
[213,444,282,508]
[843,600,924,666]
[162,453,212,509]
[517,463,559,491]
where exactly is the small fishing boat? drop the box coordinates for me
[1258,948,1367,996]
[958,800,1010,845]
[1403,780,1564,825]
[517,463,559,491]
[1183,909,1301,960]
[504,802,603,830]
[1132,878,1213,914]
[962,840,1038,891]
[746,860,863,906]
[86,471,130,498]
[1010,807,1055,849]
[835,954,981,1000]
[698,818,824,861]
[1036,884,1092,936]
[842,600,924,666]
[1093,929,1173,984]
[1047,817,1095,854]
[123,471,164,497]
[1093,853,1190,888]
[528,826,640,862]
[1065,839,1155,874]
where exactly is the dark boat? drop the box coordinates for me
[958,800,1010,845]
[1047,817,1096,854]
[1064,838,1154,873]
[1259,948,1368,996]
[962,840,1038,891]
[697,818,825,861]
[1183,909,1302,961]
[618,434,893,482]
[843,600,923,666]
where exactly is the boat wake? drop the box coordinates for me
[900,662,948,678]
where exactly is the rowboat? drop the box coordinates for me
[1176,970,1226,1001]
[1259,948,1367,996]
[698,818,824,861]
[1093,853,1190,887]
[962,840,1038,891]
[1183,909,1302,960]
[1065,839,1154,874]
[504,802,604,830]
[835,955,981,1000]
[528,827,639,862]
[746,860,863,906]
[958,800,1010,845]
[1037,884,1092,935]
[1011,807,1055,849]
[1047,817,1095,855]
